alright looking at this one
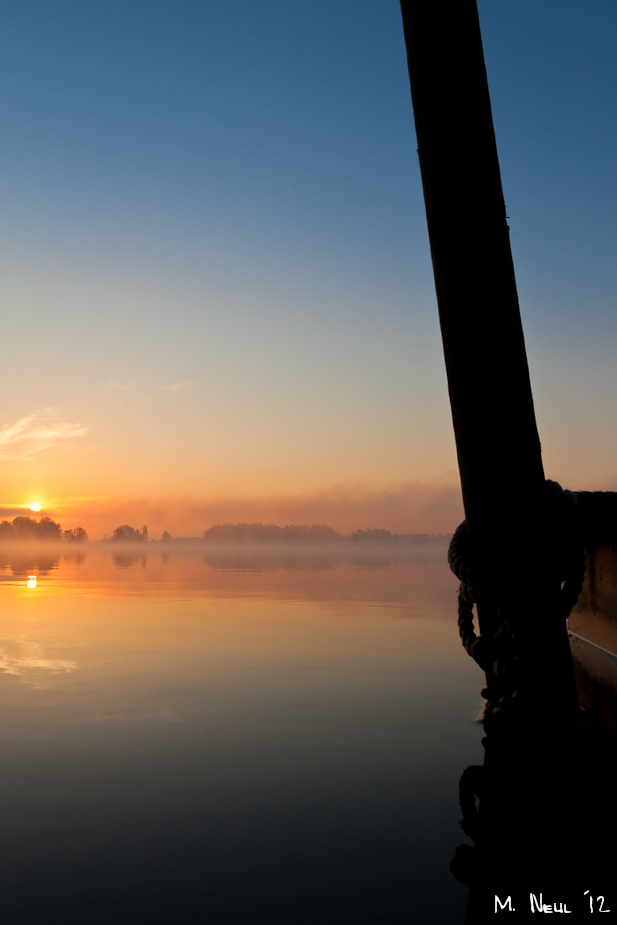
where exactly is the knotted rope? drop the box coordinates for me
[448,479,586,735]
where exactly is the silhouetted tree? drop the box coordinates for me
[350,528,393,544]
[162,531,171,543]
[111,525,148,543]
[63,527,89,542]
[37,516,63,541]
[5,516,63,541]
[10,517,38,540]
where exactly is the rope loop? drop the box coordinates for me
[449,479,586,730]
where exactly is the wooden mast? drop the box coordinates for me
[399,0,579,720]
[398,0,544,556]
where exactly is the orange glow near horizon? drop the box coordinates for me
[17,477,465,541]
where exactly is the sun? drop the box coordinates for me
[29,503,41,512]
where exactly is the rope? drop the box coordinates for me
[448,479,586,734]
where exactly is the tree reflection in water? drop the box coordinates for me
[0,548,87,579]
[112,552,148,569]
[0,549,61,577]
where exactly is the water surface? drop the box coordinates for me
[0,545,483,924]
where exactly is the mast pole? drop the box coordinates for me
[399,0,544,554]
[397,8,595,909]
[399,0,579,721]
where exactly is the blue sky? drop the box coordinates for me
[1,0,616,533]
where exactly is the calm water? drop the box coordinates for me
[0,545,483,924]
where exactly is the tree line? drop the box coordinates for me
[0,518,451,544]
[0,516,88,542]
[106,525,148,543]
[159,523,452,545]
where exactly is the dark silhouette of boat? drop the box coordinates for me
[399,1,617,917]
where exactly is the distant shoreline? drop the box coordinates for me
[0,517,453,546]
[0,534,452,547]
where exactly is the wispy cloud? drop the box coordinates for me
[153,381,191,393]
[105,379,191,395]
[106,379,135,392]
[0,409,89,460]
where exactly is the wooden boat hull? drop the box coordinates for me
[569,542,617,739]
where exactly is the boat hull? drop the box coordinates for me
[569,542,617,739]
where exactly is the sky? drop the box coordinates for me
[1,0,617,538]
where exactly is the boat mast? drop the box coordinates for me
[399,0,544,555]
[399,0,579,720]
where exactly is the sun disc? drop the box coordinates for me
[30,503,41,512]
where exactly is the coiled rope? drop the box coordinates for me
[448,479,586,734]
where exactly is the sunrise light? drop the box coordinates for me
[26,576,37,589]
[30,503,41,512]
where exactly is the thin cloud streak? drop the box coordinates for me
[0,409,88,459]
[152,381,191,392]
[106,380,191,393]
[105,379,135,392]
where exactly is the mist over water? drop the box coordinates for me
[0,545,482,924]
